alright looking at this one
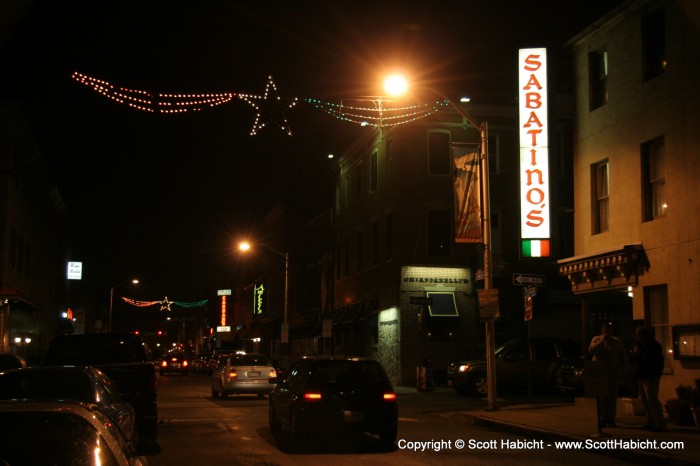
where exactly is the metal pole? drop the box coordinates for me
[108,286,115,333]
[284,252,289,325]
[479,121,498,411]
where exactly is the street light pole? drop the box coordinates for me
[384,76,497,410]
[108,279,139,333]
[239,242,289,362]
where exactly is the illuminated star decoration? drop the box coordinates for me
[121,296,208,311]
[160,296,174,311]
[238,75,298,136]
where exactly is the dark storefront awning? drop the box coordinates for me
[557,243,650,294]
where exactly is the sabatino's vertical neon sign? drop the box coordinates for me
[519,48,550,258]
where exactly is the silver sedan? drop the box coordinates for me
[211,353,278,398]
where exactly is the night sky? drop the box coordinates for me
[1,0,623,304]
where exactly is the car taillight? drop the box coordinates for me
[183,360,188,367]
[161,361,167,367]
[268,369,277,380]
[303,392,322,401]
[227,369,237,380]
[383,392,397,402]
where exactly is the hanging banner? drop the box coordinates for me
[454,147,482,243]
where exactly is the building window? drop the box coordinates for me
[428,130,451,175]
[642,138,666,221]
[370,149,378,192]
[386,138,393,178]
[335,243,341,280]
[488,133,500,175]
[344,238,350,277]
[427,210,451,256]
[344,175,350,208]
[385,214,393,260]
[591,161,609,234]
[645,285,670,362]
[642,8,666,81]
[588,49,608,110]
[371,221,379,266]
[356,230,363,272]
[355,162,363,202]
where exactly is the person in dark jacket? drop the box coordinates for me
[632,326,667,431]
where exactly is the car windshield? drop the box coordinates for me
[45,335,146,364]
[0,411,122,466]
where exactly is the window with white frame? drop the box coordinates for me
[642,137,666,221]
[591,161,609,234]
[645,285,671,363]
[588,49,608,110]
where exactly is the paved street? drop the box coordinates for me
[149,372,636,465]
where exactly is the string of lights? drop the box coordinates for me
[72,72,236,114]
[121,296,208,311]
[304,97,450,127]
[72,71,449,132]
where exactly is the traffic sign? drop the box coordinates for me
[513,273,545,286]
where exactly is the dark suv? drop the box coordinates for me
[268,356,398,451]
[447,338,581,396]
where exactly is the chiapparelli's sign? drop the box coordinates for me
[402,277,469,284]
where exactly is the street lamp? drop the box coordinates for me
[384,76,498,410]
[239,241,289,353]
[109,278,139,333]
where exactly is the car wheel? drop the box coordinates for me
[159,370,164,376]
[379,423,397,448]
[289,411,305,444]
[217,380,227,398]
[269,405,282,439]
[211,382,219,398]
[471,374,488,396]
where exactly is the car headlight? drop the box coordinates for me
[458,364,472,373]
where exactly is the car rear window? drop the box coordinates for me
[309,361,389,386]
[232,355,272,366]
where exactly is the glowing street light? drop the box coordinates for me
[109,278,139,333]
[383,74,498,410]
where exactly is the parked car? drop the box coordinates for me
[556,355,639,398]
[43,332,159,442]
[0,365,137,443]
[192,353,211,373]
[0,353,26,371]
[212,353,278,398]
[0,400,159,465]
[268,356,398,451]
[446,337,581,396]
[159,352,190,376]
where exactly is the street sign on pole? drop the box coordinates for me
[512,273,545,286]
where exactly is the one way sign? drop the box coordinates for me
[513,273,545,286]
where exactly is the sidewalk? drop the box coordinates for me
[398,387,700,465]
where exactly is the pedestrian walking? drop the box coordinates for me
[632,326,667,431]
[589,322,627,427]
